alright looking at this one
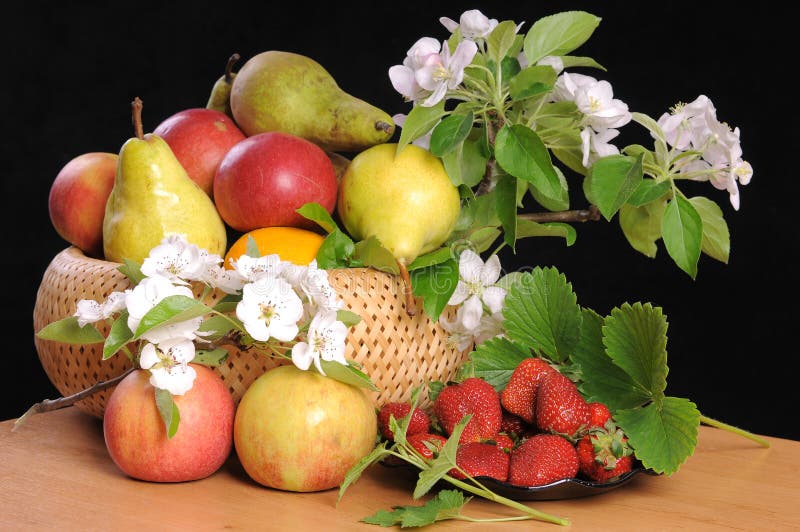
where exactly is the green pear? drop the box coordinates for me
[230,51,395,152]
[337,143,461,314]
[206,53,240,118]
[103,97,227,264]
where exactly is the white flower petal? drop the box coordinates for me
[74,299,103,327]
[480,254,502,285]
[460,295,483,331]
[458,250,484,283]
[291,342,313,371]
[139,343,159,370]
[482,286,507,314]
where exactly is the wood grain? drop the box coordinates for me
[1,408,798,530]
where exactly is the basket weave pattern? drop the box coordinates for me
[33,247,469,418]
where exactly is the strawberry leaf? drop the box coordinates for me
[469,337,532,391]
[502,267,582,362]
[571,308,650,410]
[338,441,392,504]
[602,302,668,403]
[614,397,699,475]
[361,489,469,527]
[414,415,470,499]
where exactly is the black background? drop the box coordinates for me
[4,2,797,441]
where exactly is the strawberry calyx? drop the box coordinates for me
[587,420,633,470]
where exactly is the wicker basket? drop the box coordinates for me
[33,246,469,418]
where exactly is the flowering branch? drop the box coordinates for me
[518,205,601,223]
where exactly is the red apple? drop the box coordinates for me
[103,364,235,483]
[213,132,338,232]
[234,365,377,492]
[153,108,246,196]
[48,152,117,258]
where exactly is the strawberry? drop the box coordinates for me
[535,370,591,438]
[508,434,579,487]
[378,402,430,440]
[433,378,502,444]
[500,357,554,423]
[588,402,612,429]
[450,442,510,482]
[499,411,529,439]
[407,432,448,461]
[493,433,515,452]
[576,423,634,483]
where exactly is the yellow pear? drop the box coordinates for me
[337,143,461,314]
[205,53,240,118]
[103,98,227,264]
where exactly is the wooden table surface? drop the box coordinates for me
[1,407,798,531]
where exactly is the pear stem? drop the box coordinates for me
[224,53,241,83]
[131,97,144,140]
[397,260,417,316]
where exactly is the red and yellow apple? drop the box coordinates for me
[103,364,235,482]
[153,108,246,197]
[48,152,117,258]
[213,132,338,232]
[233,365,377,492]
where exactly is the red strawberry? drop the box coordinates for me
[588,402,612,429]
[500,411,529,439]
[500,357,554,423]
[508,434,579,486]
[450,442,510,482]
[378,402,430,440]
[433,378,502,444]
[407,432,448,460]
[535,371,591,438]
[576,423,634,483]
[493,433,515,452]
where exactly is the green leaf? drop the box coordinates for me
[503,267,582,363]
[631,112,669,166]
[496,271,526,292]
[245,235,260,258]
[603,302,668,402]
[509,65,556,100]
[689,196,730,264]
[442,137,488,188]
[296,202,339,234]
[361,489,469,528]
[628,179,671,207]
[197,314,238,340]
[319,360,378,391]
[154,388,180,439]
[467,226,502,253]
[552,144,588,176]
[588,154,644,221]
[410,260,459,322]
[619,200,666,258]
[408,247,453,271]
[662,195,703,279]
[429,113,474,157]
[470,337,532,391]
[571,308,651,410]
[487,20,520,63]
[336,309,362,327]
[192,348,229,367]
[516,219,576,246]
[353,236,400,274]
[117,259,144,285]
[499,55,522,82]
[339,441,392,503]
[316,229,356,269]
[103,310,133,359]
[524,11,602,64]
[454,193,499,232]
[212,293,241,314]
[494,124,562,202]
[397,101,447,155]
[414,415,468,498]
[36,316,104,344]
[133,295,213,339]
[614,397,699,475]
[495,173,517,250]
[559,55,606,70]
[528,165,569,212]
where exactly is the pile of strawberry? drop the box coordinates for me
[378,357,634,486]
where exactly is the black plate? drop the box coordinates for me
[380,461,658,500]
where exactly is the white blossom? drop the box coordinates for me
[580,127,621,167]
[573,80,631,129]
[291,310,348,375]
[126,276,201,343]
[236,276,304,342]
[299,260,344,314]
[139,338,197,395]
[439,304,477,352]
[537,55,564,74]
[552,72,598,102]
[415,40,478,107]
[657,95,716,150]
[140,234,205,284]
[440,9,498,40]
[447,250,506,331]
[389,37,441,102]
[474,311,505,346]
[202,264,246,294]
[230,254,285,283]
[74,290,130,327]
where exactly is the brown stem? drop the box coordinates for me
[12,367,136,431]
[518,205,601,223]
[397,260,417,316]
[224,53,240,83]
[131,97,144,140]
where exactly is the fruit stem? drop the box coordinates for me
[375,120,393,133]
[397,260,417,316]
[11,367,136,432]
[131,97,144,140]
[699,414,771,448]
[224,53,241,83]
[444,475,570,526]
